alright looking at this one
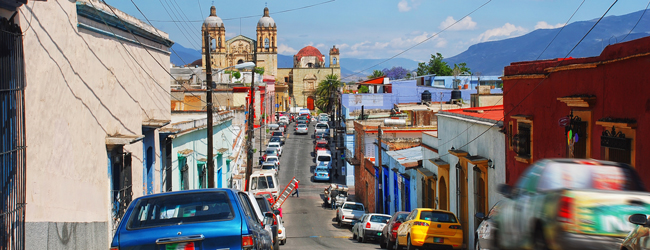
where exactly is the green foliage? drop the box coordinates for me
[416,53,471,77]
[368,69,384,79]
[255,67,265,75]
[314,74,342,113]
[232,71,241,79]
[358,85,369,93]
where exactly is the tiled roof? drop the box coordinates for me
[438,105,504,122]
[296,46,324,62]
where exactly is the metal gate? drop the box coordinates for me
[1,16,27,250]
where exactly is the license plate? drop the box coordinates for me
[433,237,443,243]
[166,242,195,250]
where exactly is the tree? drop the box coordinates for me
[232,71,241,79]
[382,66,409,80]
[358,85,369,93]
[416,53,471,77]
[367,69,384,79]
[314,74,342,113]
[254,67,265,75]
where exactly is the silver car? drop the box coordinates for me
[295,124,308,134]
[475,201,503,250]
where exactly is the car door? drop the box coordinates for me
[510,164,544,248]
[237,192,265,248]
[398,211,415,245]
[358,215,367,237]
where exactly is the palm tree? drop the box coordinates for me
[367,69,384,79]
[315,74,342,113]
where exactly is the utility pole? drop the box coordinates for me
[245,53,257,191]
[204,28,215,188]
[377,124,383,213]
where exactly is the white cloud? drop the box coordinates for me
[438,16,477,31]
[535,21,565,30]
[278,44,298,55]
[398,0,411,12]
[435,38,448,48]
[476,23,527,42]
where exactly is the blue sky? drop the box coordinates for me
[108,0,647,62]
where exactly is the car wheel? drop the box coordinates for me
[353,231,357,240]
[386,240,394,250]
[395,238,403,250]
[380,238,387,249]
[534,228,549,250]
[338,219,342,227]
[357,234,363,243]
[406,235,415,250]
[361,231,367,243]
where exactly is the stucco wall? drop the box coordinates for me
[20,0,171,246]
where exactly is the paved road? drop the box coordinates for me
[276,122,380,250]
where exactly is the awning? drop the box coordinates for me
[429,158,450,168]
[177,149,194,156]
[417,168,437,180]
[464,155,489,165]
[143,119,171,129]
[106,134,144,145]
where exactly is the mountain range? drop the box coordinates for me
[170,9,650,77]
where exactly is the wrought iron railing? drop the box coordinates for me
[1,16,27,250]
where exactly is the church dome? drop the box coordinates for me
[257,7,275,27]
[296,46,324,62]
[204,6,223,28]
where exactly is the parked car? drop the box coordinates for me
[109,189,274,250]
[267,142,283,155]
[315,122,329,133]
[493,159,650,250]
[261,162,278,176]
[337,202,365,227]
[396,208,463,250]
[253,195,280,250]
[474,201,502,250]
[315,150,332,169]
[314,139,328,153]
[265,155,280,170]
[313,162,330,182]
[249,171,280,198]
[270,136,283,146]
[353,213,392,243]
[380,211,410,249]
[279,116,289,124]
[256,191,275,206]
[271,131,285,143]
[623,214,650,250]
[296,120,307,126]
[295,124,308,134]
[262,148,279,161]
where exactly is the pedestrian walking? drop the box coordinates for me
[291,182,299,197]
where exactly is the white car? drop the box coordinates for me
[295,124,308,134]
[315,123,329,134]
[337,202,365,227]
[265,155,280,170]
[352,213,391,243]
[261,162,278,176]
[268,142,282,155]
[278,214,287,245]
[279,116,289,124]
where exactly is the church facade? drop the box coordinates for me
[202,6,278,77]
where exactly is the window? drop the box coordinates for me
[112,149,133,232]
[211,38,216,50]
[420,211,457,223]
[197,162,207,189]
[264,38,269,49]
[178,156,189,190]
[434,79,445,87]
[333,57,337,65]
[370,215,391,223]
[600,126,632,165]
[238,193,259,222]
[127,191,234,230]
[514,122,532,160]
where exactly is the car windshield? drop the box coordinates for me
[272,132,282,136]
[316,167,328,172]
[317,155,331,162]
[265,149,276,154]
[255,197,271,212]
[262,164,275,170]
[537,163,644,191]
[343,203,364,211]
[420,211,457,223]
[395,213,409,222]
[270,137,281,142]
[267,158,278,162]
[298,125,307,128]
[370,215,391,223]
[127,192,234,230]
[268,144,279,149]
[317,124,328,129]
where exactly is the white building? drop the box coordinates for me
[421,105,506,248]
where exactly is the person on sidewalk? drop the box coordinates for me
[291,182,299,197]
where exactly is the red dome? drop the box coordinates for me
[296,46,324,62]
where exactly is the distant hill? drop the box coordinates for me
[446,9,650,75]
[170,43,201,66]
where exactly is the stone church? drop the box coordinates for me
[201,5,341,111]
[202,6,278,76]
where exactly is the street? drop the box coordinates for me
[276,122,379,250]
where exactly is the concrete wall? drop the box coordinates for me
[20,0,171,247]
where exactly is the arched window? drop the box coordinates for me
[333,57,337,65]
[271,37,274,48]
[237,59,244,64]
[307,63,313,68]
[211,38,216,50]
[264,38,270,49]
[218,37,221,47]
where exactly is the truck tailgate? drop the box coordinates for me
[568,190,650,237]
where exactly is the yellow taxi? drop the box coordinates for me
[396,208,463,250]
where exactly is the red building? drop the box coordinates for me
[502,36,650,187]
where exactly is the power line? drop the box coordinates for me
[340,0,492,81]
[620,0,650,42]
[434,0,619,160]
[146,0,335,22]
[157,0,201,49]
[435,0,587,150]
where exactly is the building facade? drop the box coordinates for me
[15,0,173,248]
[502,36,650,188]
[202,6,277,77]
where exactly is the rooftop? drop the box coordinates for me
[438,105,504,123]
[386,146,423,167]
[296,46,324,62]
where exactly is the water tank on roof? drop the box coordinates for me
[451,89,462,101]
[421,90,432,104]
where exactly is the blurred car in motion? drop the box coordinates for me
[337,202,365,227]
[110,189,274,250]
[352,213,391,243]
[380,211,409,249]
[623,214,650,250]
[396,209,463,250]
[493,159,650,250]
[313,161,330,182]
[474,201,503,250]
[295,124,308,134]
